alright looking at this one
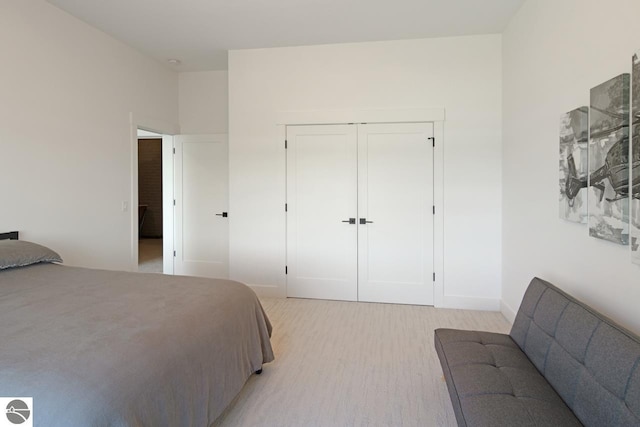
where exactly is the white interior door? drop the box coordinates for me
[174,134,229,278]
[286,125,358,301]
[357,123,434,305]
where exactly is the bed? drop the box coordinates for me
[0,232,274,426]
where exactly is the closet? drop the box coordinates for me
[286,122,434,305]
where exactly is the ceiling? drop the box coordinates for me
[46,0,525,71]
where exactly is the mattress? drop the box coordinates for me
[0,263,274,426]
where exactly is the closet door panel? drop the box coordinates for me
[286,125,358,301]
[357,123,434,305]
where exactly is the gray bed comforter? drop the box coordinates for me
[0,263,274,427]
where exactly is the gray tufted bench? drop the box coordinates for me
[435,277,640,426]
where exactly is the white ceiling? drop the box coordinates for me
[46,0,525,71]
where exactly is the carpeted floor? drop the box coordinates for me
[138,238,163,273]
[214,297,511,427]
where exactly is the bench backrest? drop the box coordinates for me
[510,277,640,426]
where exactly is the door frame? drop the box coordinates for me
[278,108,445,307]
[129,113,179,274]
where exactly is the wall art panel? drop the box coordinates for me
[631,54,640,263]
[588,73,630,245]
[559,107,589,223]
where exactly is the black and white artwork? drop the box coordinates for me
[632,53,640,264]
[559,107,589,223]
[588,73,630,245]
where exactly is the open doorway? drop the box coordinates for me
[137,129,164,273]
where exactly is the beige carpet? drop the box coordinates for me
[214,297,511,427]
[138,238,163,273]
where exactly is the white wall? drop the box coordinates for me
[179,71,228,134]
[0,0,179,270]
[229,36,503,307]
[502,0,640,333]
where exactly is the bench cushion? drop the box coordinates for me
[435,328,581,427]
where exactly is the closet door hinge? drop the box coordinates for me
[433,272,436,282]
[285,203,288,212]
[428,137,435,147]
[173,147,176,154]
[173,199,176,206]
[173,250,176,257]
[285,266,288,275]
[285,140,288,149]
[433,205,435,215]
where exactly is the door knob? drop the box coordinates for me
[359,218,373,224]
[216,212,228,217]
[341,218,356,224]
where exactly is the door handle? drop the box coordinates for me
[216,212,228,217]
[359,218,373,224]
[341,218,356,224]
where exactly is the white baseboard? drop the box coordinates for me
[249,284,285,298]
[500,299,517,324]
[248,285,505,313]
[439,295,501,311]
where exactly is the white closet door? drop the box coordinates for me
[174,134,229,279]
[357,123,434,305]
[286,125,358,301]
